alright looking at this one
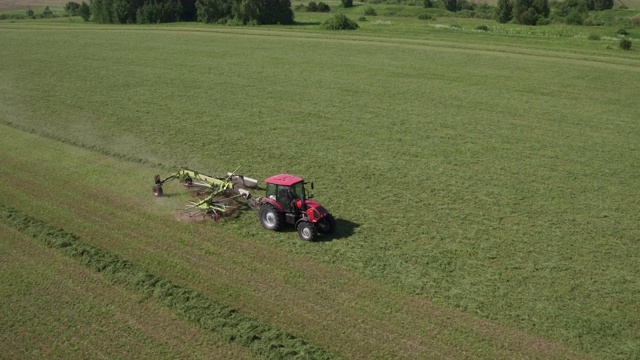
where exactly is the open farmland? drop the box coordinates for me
[1,15,640,359]
[0,220,253,359]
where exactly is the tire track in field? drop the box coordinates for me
[0,126,589,359]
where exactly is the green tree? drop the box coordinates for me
[444,0,457,11]
[91,0,114,23]
[112,0,137,23]
[533,0,549,17]
[65,1,81,15]
[514,0,548,25]
[587,0,613,10]
[496,0,512,23]
[196,0,292,25]
[79,1,91,20]
[196,0,231,23]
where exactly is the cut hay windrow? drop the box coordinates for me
[0,203,339,360]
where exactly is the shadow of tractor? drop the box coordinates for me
[317,218,360,242]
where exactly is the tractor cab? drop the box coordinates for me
[265,174,307,213]
[265,174,313,213]
[259,174,336,241]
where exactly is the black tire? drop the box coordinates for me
[297,221,318,241]
[317,213,337,234]
[152,185,163,197]
[183,176,193,187]
[259,204,283,231]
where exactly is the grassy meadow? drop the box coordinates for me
[0,220,253,359]
[1,9,640,359]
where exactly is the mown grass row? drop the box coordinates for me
[0,202,339,360]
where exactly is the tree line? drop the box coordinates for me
[87,0,293,24]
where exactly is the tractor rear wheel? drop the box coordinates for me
[152,185,163,197]
[297,221,318,241]
[317,213,337,234]
[259,204,283,231]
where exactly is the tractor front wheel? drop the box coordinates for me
[259,204,283,231]
[152,185,163,197]
[317,213,337,234]
[297,221,318,241]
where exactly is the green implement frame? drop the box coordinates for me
[153,167,259,219]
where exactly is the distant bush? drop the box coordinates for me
[359,16,367,21]
[418,13,432,19]
[225,17,243,25]
[364,6,377,16]
[619,38,632,50]
[42,6,54,18]
[0,13,27,19]
[320,13,359,29]
[476,24,489,31]
[617,28,628,35]
[565,10,585,24]
[632,15,640,27]
[26,7,34,17]
[342,0,354,8]
[307,1,330,12]
[583,17,603,26]
[587,33,600,40]
[537,16,550,24]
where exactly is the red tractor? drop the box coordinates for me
[258,174,336,241]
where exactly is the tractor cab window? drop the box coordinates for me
[276,185,293,211]
[290,182,304,200]
[266,183,277,200]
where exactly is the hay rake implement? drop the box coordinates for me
[153,167,337,241]
[153,168,259,220]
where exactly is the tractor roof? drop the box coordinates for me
[264,174,304,186]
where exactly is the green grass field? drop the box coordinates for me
[1,12,640,359]
[0,220,253,359]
